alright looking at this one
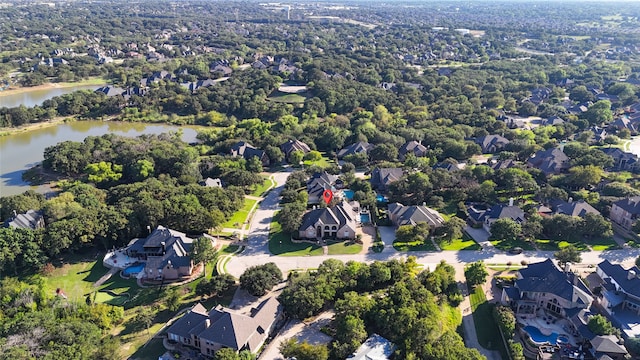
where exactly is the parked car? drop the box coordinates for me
[508,247,523,254]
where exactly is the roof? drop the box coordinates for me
[590,335,627,355]
[398,141,427,158]
[612,196,640,215]
[280,139,311,156]
[490,159,519,170]
[475,135,510,153]
[299,202,357,232]
[141,226,194,272]
[550,199,600,217]
[198,297,281,352]
[202,177,222,188]
[516,259,593,304]
[307,171,339,200]
[347,334,395,360]
[230,141,267,161]
[5,209,44,230]
[528,147,569,175]
[337,142,373,158]
[166,303,209,339]
[483,204,525,223]
[388,203,445,227]
[370,168,404,190]
[598,259,640,298]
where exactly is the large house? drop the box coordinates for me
[596,260,640,338]
[467,202,525,233]
[125,226,194,281]
[337,142,374,159]
[528,147,570,175]
[398,140,427,160]
[370,168,404,192]
[475,135,510,153]
[307,171,340,204]
[4,209,45,230]
[298,201,358,240]
[502,259,593,318]
[599,148,640,172]
[548,199,601,218]
[387,203,444,229]
[230,141,270,167]
[610,196,640,230]
[280,139,311,162]
[166,297,282,356]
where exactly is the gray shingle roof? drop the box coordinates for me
[598,259,640,298]
[370,168,404,191]
[280,139,311,157]
[398,141,427,159]
[516,259,593,303]
[388,203,444,228]
[337,142,373,158]
[299,202,356,231]
[5,209,44,230]
[528,147,570,175]
[551,199,600,217]
[591,335,627,355]
[612,196,640,215]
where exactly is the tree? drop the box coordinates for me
[465,261,488,288]
[280,338,329,360]
[490,218,521,242]
[165,288,182,312]
[246,156,263,173]
[131,306,154,334]
[215,348,240,360]
[554,245,581,266]
[582,213,613,239]
[133,159,155,180]
[85,161,123,184]
[303,150,322,162]
[240,263,283,296]
[289,150,304,165]
[587,314,619,336]
[583,100,613,125]
[191,236,217,277]
[567,165,603,189]
[395,223,430,245]
[438,217,466,243]
[196,274,236,297]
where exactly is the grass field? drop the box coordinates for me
[440,233,481,251]
[251,177,275,197]
[469,286,509,358]
[490,238,535,251]
[268,213,323,256]
[326,241,362,255]
[267,90,307,104]
[303,152,334,168]
[393,239,437,251]
[221,198,258,229]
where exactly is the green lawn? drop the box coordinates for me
[251,177,274,197]
[326,241,362,255]
[490,238,535,251]
[268,214,323,256]
[130,337,167,360]
[221,198,258,229]
[303,152,333,168]
[586,237,619,251]
[393,240,437,252]
[440,233,481,251]
[534,238,601,251]
[469,286,509,358]
[267,90,307,104]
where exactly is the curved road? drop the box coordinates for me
[226,170,640,277]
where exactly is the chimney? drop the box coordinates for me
[13,210,17,217]
[205,319,211,328]
[629,270,636,280]
[564,262,571,273]
[568,197,573,203]
[423,202,427,207]
[508,198,514,206]
[161,241,166,254]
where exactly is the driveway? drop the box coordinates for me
[259,311,334,360]
[464,226,493,248]
[377,226,396,252]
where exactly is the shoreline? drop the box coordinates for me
[0,117,74,136]
[0,78,106,97]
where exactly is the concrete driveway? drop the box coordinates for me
[464,226,493,248]
[377,226,397,253]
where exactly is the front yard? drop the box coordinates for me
[220,198,258,229]
[268,215,323,256]
[440,233,481,251]
[393,239,437,251]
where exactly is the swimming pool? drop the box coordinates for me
[360,213,370,223]
[122,262,145,276]
[523,325,563,345]
[376,194,387,203]
[343,189,354,200]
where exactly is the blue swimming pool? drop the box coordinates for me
[123,262,145,276]
[343,190,354,200]
[376,194,387,203]
[361,214,370,223]
[523,325,560,345]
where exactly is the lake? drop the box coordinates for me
[0,84,103,108]
[0,121,199,197]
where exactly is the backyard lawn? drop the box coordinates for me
[469,286,509,358]
[303,152,333,168]
[267,90,307,104]
[221,198,258,229]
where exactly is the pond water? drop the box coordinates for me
[0,84,104,108]
[0,121,199,197]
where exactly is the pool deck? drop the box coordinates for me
[103,248,136,270]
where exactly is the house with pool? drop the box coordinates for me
[104,225,201,282]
